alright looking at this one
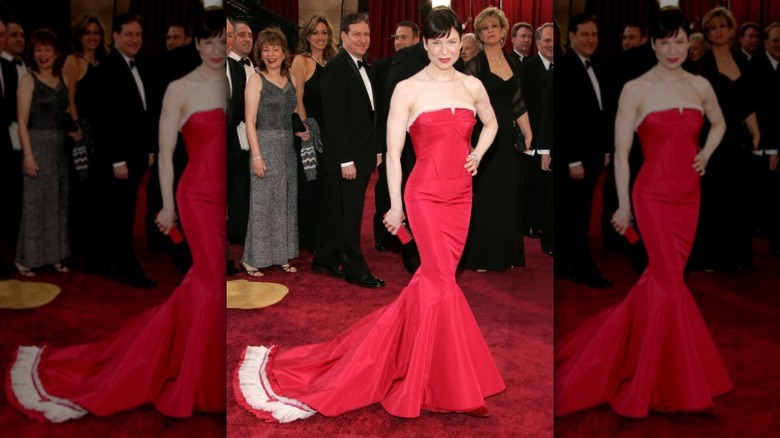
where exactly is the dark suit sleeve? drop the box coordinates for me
[321,60,353,165]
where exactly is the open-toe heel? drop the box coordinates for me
[53,263,70,274]
[14,262,36,277]
[241,261,264,277]
[281,264,297,273]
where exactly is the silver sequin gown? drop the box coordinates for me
[16,74,70,267]
[242,73,298,267]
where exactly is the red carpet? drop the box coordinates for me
[0,174,226,436]
[554,174,780,437]
[227,173,554,437]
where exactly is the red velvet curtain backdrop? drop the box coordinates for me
[679,0,780,32]
[133,0,202,61]
[367,0,554,60]
[368,0,424,60]
[263,0,300,24]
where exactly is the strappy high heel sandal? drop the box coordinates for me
[241,261,264,277]
[280,264,297,273]
[14,262,35,277]
[53,263,70,273]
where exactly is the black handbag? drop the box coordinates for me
[512,122,527,153]
[291,113,307,133]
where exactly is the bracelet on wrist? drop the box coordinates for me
[252,155,262,161]
[468,152,479,165]
[24,156,35,161]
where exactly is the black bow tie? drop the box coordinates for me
[585,60,592,69]
[129,60,136,69]
[357,60,366,70]
[13,58,23,66]
[240,58,251,66]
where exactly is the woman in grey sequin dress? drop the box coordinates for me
[15,29,81,276]
[241,28,310,276]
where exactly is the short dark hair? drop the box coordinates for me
[112,13,141,37]
[168,22,191,37]
[624,23,646,36]
[397,20,419,38]
[649,6,690,42]
[568,13,597,36]
[422,6,462,41]
[28,28,63,75]
[194,7,225,41]
[512,22,533,37]
[340,13,369,35]
[739,22,760,38]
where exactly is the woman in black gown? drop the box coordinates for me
[688,6,760,272]
[290,16,337,251]
[461,6,532,272]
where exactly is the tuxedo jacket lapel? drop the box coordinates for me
[341,52,374,114]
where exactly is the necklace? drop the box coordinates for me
[486,53,503,65]
[311,53,325,67]
[425,65,455,83]
[652,66,684,83]
[265,72,284,87]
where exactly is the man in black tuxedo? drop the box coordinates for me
[0,17,22,265]
[519,23,554,254]
[750,22,780,255]
[509,22,533,64]
[554,13,612,288]
[226,19,253,245]
[372,21,419,270]
[313,13,384,288]
[89,13,157,288]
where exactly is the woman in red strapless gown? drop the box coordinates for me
[555,8,732,418]
[234,10,505,423]
[6,10,227,422]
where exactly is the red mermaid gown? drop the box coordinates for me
[554,108,733,417]
[235,108,505,422]
[7,109,227,422]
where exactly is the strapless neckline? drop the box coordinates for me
[180,108,225,129]
[636,106,703,130]
[407,107,475,131]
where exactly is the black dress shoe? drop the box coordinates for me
[571,274,612,289]
[310,262,345,278]
[525,228,542,239]
[117,273,157,289]
[346,274,385,288]
[375,242,389,252]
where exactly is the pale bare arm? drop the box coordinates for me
[696,76,725,171]
[17,74,37,178]
[290,55,308,119]
[612,81,641,233]
[245,74,267,178]
[62,55,81,121]
[155,80,184,233]
[466,76,498,173]
[383,80,412,233]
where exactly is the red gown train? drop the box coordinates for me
[234,108,505,422]
[554,108,733,417]
[7,109,227,422]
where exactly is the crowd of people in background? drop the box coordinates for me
[0,12,203,286]
[225,6,555,285]
[557,6,779,289]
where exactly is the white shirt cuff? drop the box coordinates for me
[340,161,355,167]
[568,161,583,168]
[113,161,127,168]
[765,149,778,155]
[537,149,550,155]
